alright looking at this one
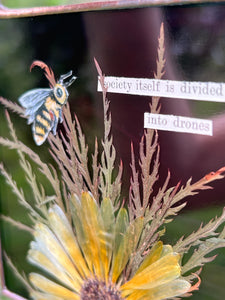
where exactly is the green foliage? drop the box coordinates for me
[1,0,107,9]
[1,1,70,9]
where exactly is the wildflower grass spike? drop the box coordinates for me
[95,58,123,206]
[0,237,28,300]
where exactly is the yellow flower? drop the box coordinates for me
[27,192,195,300]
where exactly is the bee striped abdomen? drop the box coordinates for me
[36,114,51,128]
[33,103,53,145]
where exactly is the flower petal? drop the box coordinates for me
[29,273,79,300]
[122,279,191,300]
[30,223,82,291]
[71,192,110,280]
[112,214,143,282]
[30,290,70,300]
[28,247,75,290]
[121,253,181,291]
[48,205,90,279]
[100,198,116,278]
[135,242,164,275]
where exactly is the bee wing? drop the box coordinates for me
[18,88,52,123]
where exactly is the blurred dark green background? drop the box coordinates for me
[1,4,225,300]
[1,0,64,7]
[1,0,94,8]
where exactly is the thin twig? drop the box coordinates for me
[0,1,222,19]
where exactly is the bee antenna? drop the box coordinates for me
[30,60,56,88]
[65,76,77,87]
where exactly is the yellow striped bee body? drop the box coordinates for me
[18,60,76,145]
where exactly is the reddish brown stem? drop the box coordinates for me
[0,1,224,19]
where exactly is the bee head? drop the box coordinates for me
[54,71,76,105]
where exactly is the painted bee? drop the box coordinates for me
[18,60,76,145]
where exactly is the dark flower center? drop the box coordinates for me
[80,278,123,300]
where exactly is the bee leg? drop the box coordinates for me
[59,108,63,123]
[51,114,58,136]
[27,114,35,125]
